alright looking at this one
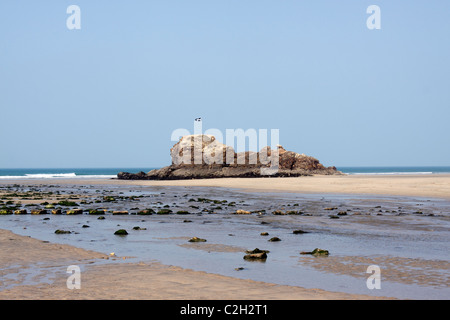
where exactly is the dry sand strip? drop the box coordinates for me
[124,174,450,199]
[0,229,393,300]
[3,174,450,199]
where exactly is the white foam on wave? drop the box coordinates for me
[348,172,434,175]
[25,173,77,178]
[0,173,116,180]
[75,175,116,179]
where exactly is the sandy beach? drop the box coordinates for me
[1,174,449,300]
[128,173,450,199]
[0,229,386,300]
[4,173,449,199]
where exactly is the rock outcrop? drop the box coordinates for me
[118,134,341,180]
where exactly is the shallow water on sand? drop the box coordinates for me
[0,183,449,299]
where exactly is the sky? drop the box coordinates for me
[0,0,449,168]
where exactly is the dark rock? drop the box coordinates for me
[114,229,128,235]
[88,209,105,215]
[117,171,148,180]
[243,252,267,261]
[137,209,155,215]
[300,248,329,256]
[157,209,173,215]
[243,249,269,261]
[188,237,206,242]
[67,209,83,215]
[245,248,270,254]
[55,229,71,234]
[31,209,48,215]
[58,200,78,207]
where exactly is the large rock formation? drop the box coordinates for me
[117,135,341,180]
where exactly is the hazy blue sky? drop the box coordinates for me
[1,1,449,168]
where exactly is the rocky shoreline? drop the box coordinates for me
[118,135,341,180]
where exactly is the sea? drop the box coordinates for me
[0,166,449,179]
[0,168,155,180]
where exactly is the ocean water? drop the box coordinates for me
[0,167,449,180]
[337,166,450,175]
[0,168,156,180]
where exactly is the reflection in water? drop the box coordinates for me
[0,183,449,299]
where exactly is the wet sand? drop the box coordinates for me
[0,229,386,300]
[1,174,449,300]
